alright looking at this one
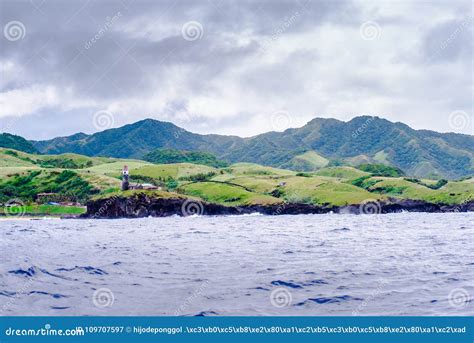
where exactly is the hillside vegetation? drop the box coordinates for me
[143,148,228,168]
[356,163,405,177]
[31,116,474,179]
[0,133,38,153]
[0,149,472,215]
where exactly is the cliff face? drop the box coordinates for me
[84,193,474,218]
[84,193,332,218]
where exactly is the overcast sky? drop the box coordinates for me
[0,0,472,140]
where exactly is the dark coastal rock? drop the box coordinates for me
[83,194,474,219]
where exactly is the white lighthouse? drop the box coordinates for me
[122,165,130,191]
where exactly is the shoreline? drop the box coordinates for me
[1,198,472,220]
[0,209,473,220]
[83,194,474,219]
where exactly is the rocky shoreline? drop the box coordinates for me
[83,193,474,218]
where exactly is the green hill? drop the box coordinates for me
[280,151,329,171]
[0,149,472,216]
[143,148,228,168]
[30,116,474,179]
[0,133,37,153]
[356,163,405,177]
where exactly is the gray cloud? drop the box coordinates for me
[422,17,473,63]
[0,0,472,139]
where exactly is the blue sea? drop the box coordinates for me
[0,213,472,316]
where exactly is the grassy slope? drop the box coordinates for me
[0,149,473,211]
[366,177,473,204]
[280,151,329,171]
[87,161,216,180]
[85,160,152,175]
[213,167,380,206]
[179,181,282,206]
[227,163,296,176]
[283,177,379,206]
[315,166,369,180]
[0,148,114,166]
[0,204,86,216]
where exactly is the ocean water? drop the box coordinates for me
[0,213,472,316]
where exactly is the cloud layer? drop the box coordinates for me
[0,0,472,139]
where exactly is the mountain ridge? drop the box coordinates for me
[27,116,474,179]
[0,133,38,154]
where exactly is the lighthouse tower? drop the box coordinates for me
[122,165,130,191]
